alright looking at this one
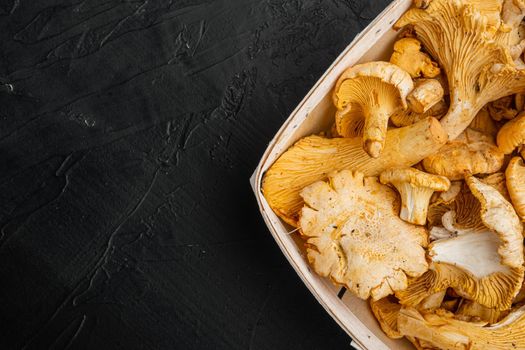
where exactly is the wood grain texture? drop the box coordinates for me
[0,0,392,348]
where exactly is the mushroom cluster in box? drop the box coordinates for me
[261,0,525,349]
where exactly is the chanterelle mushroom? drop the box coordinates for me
[424,182,463,232]
[334,105,364,138]
[481,172,511,201]
[469,0,505,33]
[262,117,447,226]
[469,107,499,138]
[456,300,508,324]
[502,0,525,60]
[430,174,511,242]
[370,297,403,339]
[506,156,525,221]
[397,305,525,350]
[396,175,524,310]
[423,128,504,180]
[405,337,435,350]
[415,0,432,9]
[380,168,451,225]
[299,170,428,300]
[390,38,441,79]
[488,95,519,121]
[333,61,414,157]
[517,92,525,110]
[419,290,447,311]
[439,182,487,235]
[407,79,445,114]
[497,111,525,153]
[395,0,525,140]
[391,99,447,127]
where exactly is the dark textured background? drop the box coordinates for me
[0,1,392,349]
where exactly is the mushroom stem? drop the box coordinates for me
[440,63,525,140]
[407,79,444,114]
[370,297,403,339]
[363,100,390,158]
[506,157,525,222]
[395,183,435,225]
[419,290,446,311]
[440,90,483,140]
[502,0,525,29]
[262,117,447,225]
[396,0,525,141]
[510,40,525,61]
[333,62,414,156]
[397,306,525,350]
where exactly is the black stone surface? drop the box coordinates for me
[0,1,392,349]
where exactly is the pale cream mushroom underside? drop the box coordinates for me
[298,170,428,300]
[396,175,524,311]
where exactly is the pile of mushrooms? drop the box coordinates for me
[262,0,525,348]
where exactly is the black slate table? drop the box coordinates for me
[0,1,392,349]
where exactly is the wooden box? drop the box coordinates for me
[251,1,415,349]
